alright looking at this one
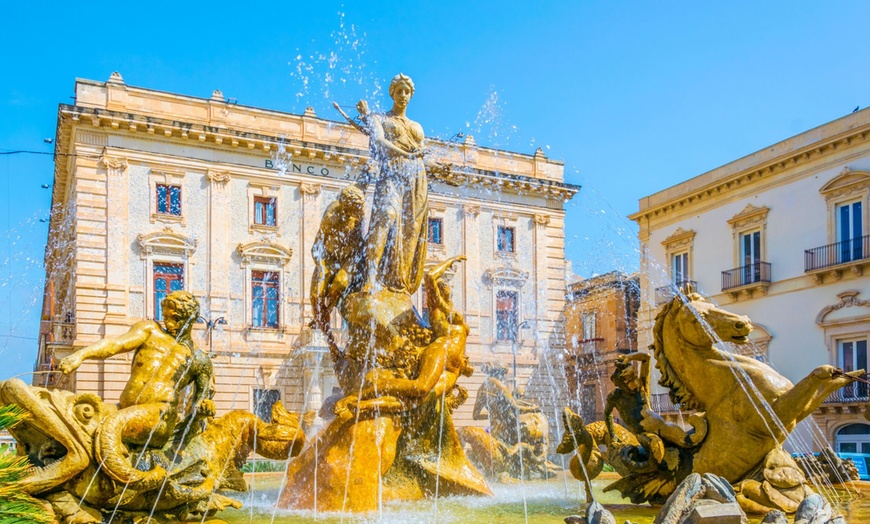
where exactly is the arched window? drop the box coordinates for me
[835,423,870,454]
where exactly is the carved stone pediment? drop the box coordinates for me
[819,167,870,201]
[237,240,293,266]
[727,204,770,229]
[816,290,870,324]
[661,227,696,250]
[484,266,529,288]
[137,228,196,257]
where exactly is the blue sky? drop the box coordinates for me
[2,1,870,380]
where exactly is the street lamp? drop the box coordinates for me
[512,320,532,393]
[197,316,227,348]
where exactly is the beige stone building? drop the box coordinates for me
[562,272,639,423]
[629,108,870,452]
[34,73,578,429]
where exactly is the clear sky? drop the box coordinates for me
[2,1,870,380]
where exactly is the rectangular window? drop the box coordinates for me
[428,218,443,244]
[496,290,519,341]
[671,252,689,284]
[741,231,762,283]
[497,226,515,253]
[156,184,182,215]
[839,339,868,398]
[581,311,597,340]
[581,384,597,422]
[253,389,281,422]
[252,270,280,328]
[254,197,277,226]
[153,263,184,320]
[837,201,864,262]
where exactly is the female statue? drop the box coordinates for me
[358,73,448,295]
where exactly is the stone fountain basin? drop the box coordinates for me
[218,471,870,523]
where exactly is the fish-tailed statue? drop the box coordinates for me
[458,363,554,481]
[1,291,306,523]
[584,285,862,514]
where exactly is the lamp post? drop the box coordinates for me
[197,316,227,348]
[512,320,531,393]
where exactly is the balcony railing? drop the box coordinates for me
[805,234,870,272]
[655,280,697,306]
[721,262,771,291]
[824,375,870,404]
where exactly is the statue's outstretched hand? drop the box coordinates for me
[58,354,82,374]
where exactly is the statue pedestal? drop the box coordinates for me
[279,413,403,512]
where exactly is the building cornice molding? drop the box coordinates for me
[630,124,870,223]
[57,104,579,203]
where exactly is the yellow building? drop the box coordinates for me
[562,271,639,423]
[629,108,870,451]
[35,73,578,429]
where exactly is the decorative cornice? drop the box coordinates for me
[206,169,231,184]
[629,128,870,223]
[57,103,579,204]
[237,240,293,267]
[727,204,769,229]
[816,291,870,324]
[661,227,696,250]
[484,266,529,288]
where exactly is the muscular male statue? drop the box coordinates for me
[59,291,214,489]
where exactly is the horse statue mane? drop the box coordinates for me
[652,292,704,411]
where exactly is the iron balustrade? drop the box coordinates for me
[721,262,771,291]
[823,374,870,404]
[650,392,681,413]
[655,280,697,306]
[805,234,870,272]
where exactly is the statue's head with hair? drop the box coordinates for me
[161,291,200,336]
[389,73,415,98]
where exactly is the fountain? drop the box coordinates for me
[2,69,868,524]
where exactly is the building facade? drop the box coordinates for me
[34,73,579,430]
[563,272,639,423]
[629,108,870,451]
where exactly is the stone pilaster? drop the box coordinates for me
[299,183,322,325]
[101,154,129,329]
[206,169,231,344]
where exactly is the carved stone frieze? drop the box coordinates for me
[206,169,231,185]
[819,168,870,202]
[727,204,769,230]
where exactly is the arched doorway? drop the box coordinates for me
[835,423,870,454]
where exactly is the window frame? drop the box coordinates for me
[254,196,278,227]
[251,270,281,329]
[148,167,186,226]
[152,263,185,320]
[495,289,520,342]
[155,183,182,216]
[428,217,443,245]
[497,225,516,253]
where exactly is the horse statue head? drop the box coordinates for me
[653,284,753,410]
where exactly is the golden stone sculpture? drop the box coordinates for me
[458,364,554,482]
[280,74,490,512]
[558,287,862,514]
[2,291,306,523]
